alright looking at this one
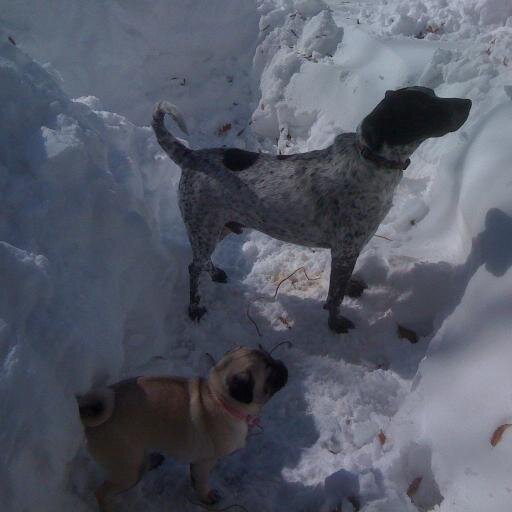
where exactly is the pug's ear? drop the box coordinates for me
[385,89,395,99]
[228,372,254,404]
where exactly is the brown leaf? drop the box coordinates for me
[425,24,441,34]
[278,315,292,329]
[378,430,386,445]
[397,324,419,344]
[216,123,232,136]
[407,476,423,498]
[491,423,512,447]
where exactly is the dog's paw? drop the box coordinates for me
[346,276,368,298]
[211,267,228,283]
[147,452,165,471]
[202,489,222,505]
[328,314,355,334]
[189,304,207,321]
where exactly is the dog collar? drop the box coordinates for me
[212,392,261,428]
[357,142,410,171]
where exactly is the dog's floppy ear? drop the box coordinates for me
[385,89,395,99]
[228,371,254,403]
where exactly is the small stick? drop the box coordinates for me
[269,340,293,355]
[204,352,216,367]
[246,302,263,337]
[374,234,393,241]
[273,266,321,299]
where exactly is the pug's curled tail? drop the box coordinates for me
[77,388,115,427]
[152,101,192,166]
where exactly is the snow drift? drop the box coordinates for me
[0,29,186,511]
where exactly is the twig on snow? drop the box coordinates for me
[246,266,321,337]
[374,234,394,241]
[246,303,263,337]
[204,352,216,367]
[269,340,293,355]
[273,266,321,299]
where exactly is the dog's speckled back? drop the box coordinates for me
[177,133,401,250]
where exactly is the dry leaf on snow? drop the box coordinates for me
[407,476,423,498]
[490,423,512,447]
[216,123,232,136]
[278,315,292,329]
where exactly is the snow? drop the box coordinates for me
[1,0,512,511]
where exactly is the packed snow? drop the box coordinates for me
[1,0,512,511]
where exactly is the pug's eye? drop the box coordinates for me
[228,371,254,404]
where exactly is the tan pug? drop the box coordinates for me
[77,346,288,511]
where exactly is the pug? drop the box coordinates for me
[77,346,288,511]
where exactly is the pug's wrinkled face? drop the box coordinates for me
[212,346,288,406]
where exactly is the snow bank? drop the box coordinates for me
[0,32,187,511]
[355,0,512,38]
[1,0,260,128]
[386,102,512,511]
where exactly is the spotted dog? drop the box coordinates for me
[152,87,471,333]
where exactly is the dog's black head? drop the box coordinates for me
[361,86,472,152]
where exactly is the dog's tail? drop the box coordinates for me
[152,101,192,166]
[77,388,115,428]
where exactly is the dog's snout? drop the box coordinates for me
[450,98,472,131]
[268,360,288,392]
[456,98,472,116]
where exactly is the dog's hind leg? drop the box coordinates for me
[184,215,227,321]
[94,454,146,512]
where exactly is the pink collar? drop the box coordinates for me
[212,392,261,428]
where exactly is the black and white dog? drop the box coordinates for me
[152,87,471,333]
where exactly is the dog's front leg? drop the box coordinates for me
[324,246,359,333]
[188,262,207,320]
[190,458,220,504]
